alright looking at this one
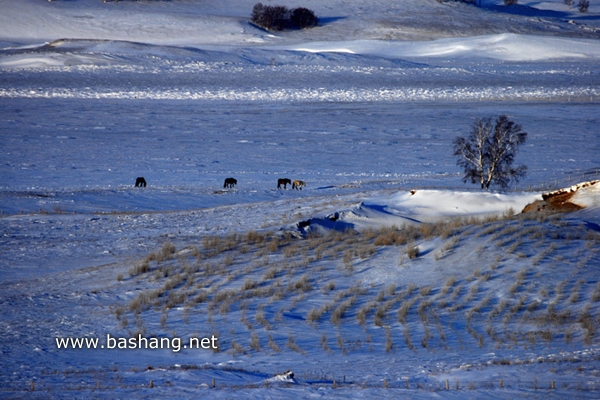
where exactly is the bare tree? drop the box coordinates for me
[453,115,528,190]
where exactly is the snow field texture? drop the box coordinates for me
[1,0,600,397]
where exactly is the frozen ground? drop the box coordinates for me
[1,0,600,398]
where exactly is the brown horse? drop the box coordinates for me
[292,180,306,190]
[278,178,292,189]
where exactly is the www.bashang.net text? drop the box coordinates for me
[55,334,218,353]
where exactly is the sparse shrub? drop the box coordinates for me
[451,285,462,301]
[230,339,245,356]
[385,327,394,353]
[250,331,260,351]
[578,0,590,11]
[387,284,397,296]
[167,290,187,309]
[286,334,304,354]
[160,241,176,259]
[263,267,278,280]
[320,333,330,352]
[374,227,401,246]
[255,307,271,329]
[374,306,387,326]
[398,298,417,324]
[291,274,313,293]
[442,276,457,294]
[129,260,150,277]
[403,325,414,349]
[306,307,322,323]
[356,305,369,326]
[267,334,280,352]
[336,334,344,350]
[592,282,600,302]
[245,230,266,245]
[242,278,258,291]
[504,0,518,4]
[330,295,357,325]
[322,281,336,293]
[418,299,431,322]
[569,290,580,304]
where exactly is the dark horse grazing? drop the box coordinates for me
[224,177,237,188]
[135,177,147,187]
[277,178,292,189]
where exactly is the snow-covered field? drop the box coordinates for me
[1,0,600,397]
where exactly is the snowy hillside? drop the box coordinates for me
[1,0,600,398]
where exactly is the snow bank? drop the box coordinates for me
[572,180,600,208]
[287,34,600,61]
[302,190,541,233]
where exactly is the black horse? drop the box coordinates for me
[135,177,147,187]
[277,178,292,189]
[224,177,237,188]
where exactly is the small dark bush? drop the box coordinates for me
[291,7,318,29]
[252,3,288,31]
[578,0,589,12]
[504,0,518,4]
[251,3,318,31]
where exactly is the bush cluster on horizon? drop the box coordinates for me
[251,3,318,31]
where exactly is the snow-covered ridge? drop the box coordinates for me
[286,34,600,61]
[297,189,542,234]
[3,86,598,102]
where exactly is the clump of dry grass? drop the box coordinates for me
[442,276,457,295]
[320,333,331,353]
[160,241,176,259]
[229,339,246,356]
[508,269,527,294]
[592,282,600,302]
[398,297,418,324]
[578,307,596,345]
[267,334,280,353]
[255,306,271,330]
[286,334,304,354]
[356,301,374,326]
[128,289,161,314]
[129,260,151,277]
[322,281,336,293]
[385,327,394,353]
[407,243,420,259]
[420,286,432,297]
[289,275,313,293]
[330,295,357,326]
[250,331,260,351]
